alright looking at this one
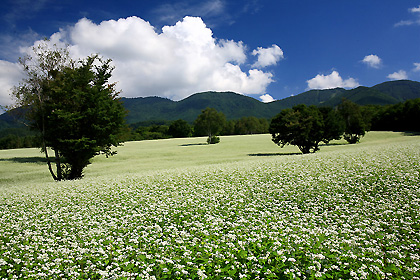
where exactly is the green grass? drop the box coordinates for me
[0,132,412,185]
[0,132,419,279]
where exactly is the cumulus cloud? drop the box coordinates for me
[387,70,408,80]
[259,94,275,103]
[0,16,279,107]
[252,44,284,68]
[413,63,420,72]
[306,71,359,90]
[0,61,23,108]
[362,54,382,69]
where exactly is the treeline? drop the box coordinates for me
[121,116,269,141]
[368,98,420,131]
[1,98,419,150]
[0,128,40,150]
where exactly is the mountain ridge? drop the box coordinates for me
[121,80,420,123]
[2,80,420,128]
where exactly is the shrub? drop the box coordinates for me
[207,135,220,144]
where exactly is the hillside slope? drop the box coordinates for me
[2,80,420,126]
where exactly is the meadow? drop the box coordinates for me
[0,132,419,279]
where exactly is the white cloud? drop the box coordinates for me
[259,94,275,103]
[387,70,408,80]
[252,44,284,68]
[0,61,24,108]
[413,63,420,72]
[0,16,279,107]
[362,54,382,69]
[395,5,420,26]
[60,16,274,98]
[410,5,420,13]
[306,71,359,90]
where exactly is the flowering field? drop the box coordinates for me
[0,133,419,279]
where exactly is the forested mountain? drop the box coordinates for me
[2,80,420,127]
[121,80,420,123]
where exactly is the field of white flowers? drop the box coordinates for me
[0,133,419,279]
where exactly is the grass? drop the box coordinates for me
[0,131,419,279]
[0,131,410,185]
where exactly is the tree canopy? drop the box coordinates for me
[269,104,325,154]
[168,119,192,138]
[194,107,226,144]
[10,42,126,180]
[337,99,366,144]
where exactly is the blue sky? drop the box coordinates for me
[1,0,419,108]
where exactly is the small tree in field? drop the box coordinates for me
[194,107,226,144]
[10,42,126,180]
[270,104,329,154]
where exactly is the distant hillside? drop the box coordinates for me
[122,92,275,123]
[122,80,420,123]
[2,80,420,126]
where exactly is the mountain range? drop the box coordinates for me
[1,80,420,129]
[122,80,420,123]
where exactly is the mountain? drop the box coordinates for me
[122,91,276,123]
[122,80,420,123]
[2,80,420,127]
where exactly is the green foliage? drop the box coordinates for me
[269,104,325,154]
[117,80,420,124]
[168,119,192,138]
[207,135,220,144]
[134,124,170,140]
[233,116,269,135]
[318,106,345,143]
[194,108,226,142]
[10,41,126,180]
[338,99,366,144]
[371,98,420,132]
[40,56,126,180]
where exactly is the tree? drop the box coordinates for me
[318,106,344,144]
[10,42,126,180]
[338,99,366,144]
[194,107,226,144]
[168,119,192,138]
[269,104,324,154]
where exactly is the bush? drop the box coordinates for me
[207,135,220,144]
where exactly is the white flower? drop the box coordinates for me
[197,269,207,279]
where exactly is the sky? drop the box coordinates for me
[0,0,419,110]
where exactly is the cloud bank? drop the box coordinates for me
[306,71,359,90]
[0,61,23,108]
[0,16,280,107]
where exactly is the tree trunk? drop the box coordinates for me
[54,149,62,181]
[42,139,58,181]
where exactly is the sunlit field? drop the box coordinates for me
[0,132,419,279]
